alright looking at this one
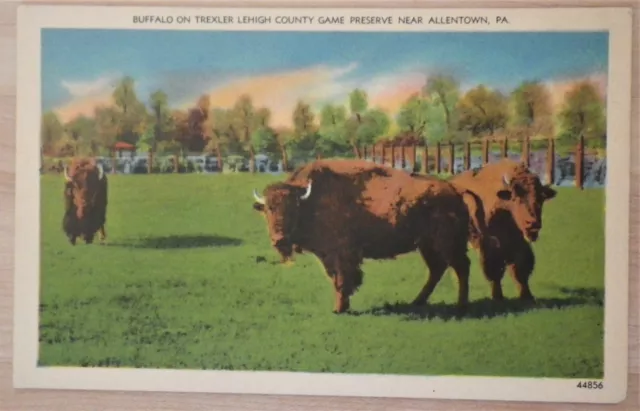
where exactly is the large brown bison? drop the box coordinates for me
[62,157,108,246]
[251,159,474,314]
[446,159,557,302]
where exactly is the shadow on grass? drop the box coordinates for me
[349,287,603,321]
[106,234,243,249]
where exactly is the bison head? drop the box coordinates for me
[496,173,556,242]
[64,161,104,220]
[252,179,312,262]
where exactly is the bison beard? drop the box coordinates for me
[446,159,557,303]
[62,157,108,246]
[253,159,473,314]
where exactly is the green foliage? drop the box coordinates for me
[509,80,555,139]
[39,73,607,162]
[423,74,460,138]
[39,175,604,377]
[457,85,508,137]
[396,94,430,139]
[557,81,606,148]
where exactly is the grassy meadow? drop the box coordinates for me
[38,172,605,378]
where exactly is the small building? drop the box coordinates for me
[113,141,136,159]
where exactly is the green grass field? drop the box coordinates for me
[38,172,605,378]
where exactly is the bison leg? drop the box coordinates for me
[98,225,107,244]
[507,243,536,302]
[83,232,95,244]
[68,234,77,246]
[412,244,447,306]
[450,252,471,310]
[478,248,506,301]
[322,254,362,314]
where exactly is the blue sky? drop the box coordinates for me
[41,29,609,125]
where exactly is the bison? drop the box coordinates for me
[251,159,474,314]
[446,159,557,302]
[62,157,108,246]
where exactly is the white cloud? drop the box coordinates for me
[60,73,120,98]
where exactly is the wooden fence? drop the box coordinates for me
[357,134,600,190]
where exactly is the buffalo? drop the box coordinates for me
[446,159,557,302]
[252,159,474,314]
[62,157,108,246]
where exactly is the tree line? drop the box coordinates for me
[41,73,607,172]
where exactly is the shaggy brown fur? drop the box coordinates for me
[447,159,557,302]
[252,159,473,314]
[62,157,108,245]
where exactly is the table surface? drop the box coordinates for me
[0,1,637,409]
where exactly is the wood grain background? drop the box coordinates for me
[0,1,637,409]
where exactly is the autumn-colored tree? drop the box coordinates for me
[509,80,554,138]
[41,111,64,155]
[557,80,606,148]
[457,85,509,137]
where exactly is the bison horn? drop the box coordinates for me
[300,180,312,200]
[253,189,266,205]
[63,166,71,182]
[502,174,511,187]
[97,163,104,180]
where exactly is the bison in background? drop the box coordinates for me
[447,159,557,302]
[252,159,474,314]
[62,157,108,246]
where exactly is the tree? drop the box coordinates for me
[396,94,430,140]
[111,76,149,145]
[509,80,554,138]
[356,108,391,146]
[291,100,319,158]
[65,115,97,156]
[41,111,64,155]
[557,80,606,148]
[228,94,271,173]
[94,106,120,154]
[347,89,369,157]
[457,85,508,137]
[423,74,460,138]
[207,107,233,170]
[318,103,349,156]
[186,94,212,152]
[149,89,173,151]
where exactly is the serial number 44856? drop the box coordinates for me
[577,381,604,389]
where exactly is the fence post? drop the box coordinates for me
[422,145,429,174]
[381,145,387,166]
[482,139,489,164]
[111,149,117,174]
[390,145,396,168]
[411,143,417,172]
[501,138,508,158]
[435,142,441,174]
[147,148,153,174]
[522,135,530,167]
[464,141,471,171]
[401,145,406,169]
[173,154,179,173]
[576,134,585,190]
[448,141,455,174]
[546,138,555,185]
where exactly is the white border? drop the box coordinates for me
[13,5,633,404]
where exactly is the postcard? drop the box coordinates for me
[13,4,633,404]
